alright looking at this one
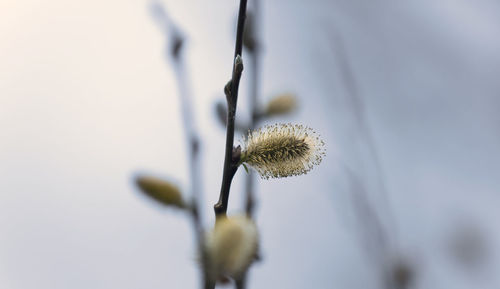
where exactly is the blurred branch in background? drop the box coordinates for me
[329,29,396,237]
[329,30,417,289]
[243,2,260,219]
[342,166,415,289]
[147,1,212,288]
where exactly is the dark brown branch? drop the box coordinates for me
[214,100,249,132]
[214,0,248,216]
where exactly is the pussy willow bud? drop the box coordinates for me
[240,123,325,179]
[264,93,297,116]
[205,215,259,282]
[135,176,186,209]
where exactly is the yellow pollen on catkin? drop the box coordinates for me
[240,123,325,179]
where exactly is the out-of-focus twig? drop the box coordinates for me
[244,2,261,219]
[330,31,395,231]
[343,165,389,262]
[329,29,414,289]
[150,2,212,288]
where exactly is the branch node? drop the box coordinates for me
[234,55,244,74]
[232,145,242,163]
[171,33,184,59]
[224,80,233,98]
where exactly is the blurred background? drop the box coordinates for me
[1,0,500,288]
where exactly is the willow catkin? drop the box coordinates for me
[135,176,186,209]
[240,123,325,179]
[204,215,259,282]
[265,93,297,116]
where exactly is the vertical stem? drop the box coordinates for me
[214,0,248,216]
[239,3,261,288]
[244,0,260,218]
[235,273,247,289]
[152,3,206,263]
[169,28,212,289]
[330,31,397,254]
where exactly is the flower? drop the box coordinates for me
[240,123,325,179]
[204,215,259,282]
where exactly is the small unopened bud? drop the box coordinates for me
[234,55,244,74]
[205,215,259,282]
[136,176,186,209]
[240,123,325,179]
[264,93,297,116]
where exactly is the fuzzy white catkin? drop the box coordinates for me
[205,215,259,281]
[241,123,325,179]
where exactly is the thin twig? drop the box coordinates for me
[330,31,396,232]
[214,0,249,216]
[244,0,260,219]
[171,38,211,289]
[238,4,261,288]
[330,30,408,289]
[151,3,211,288]
[174,57,211,289]
[342,165,389,263]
